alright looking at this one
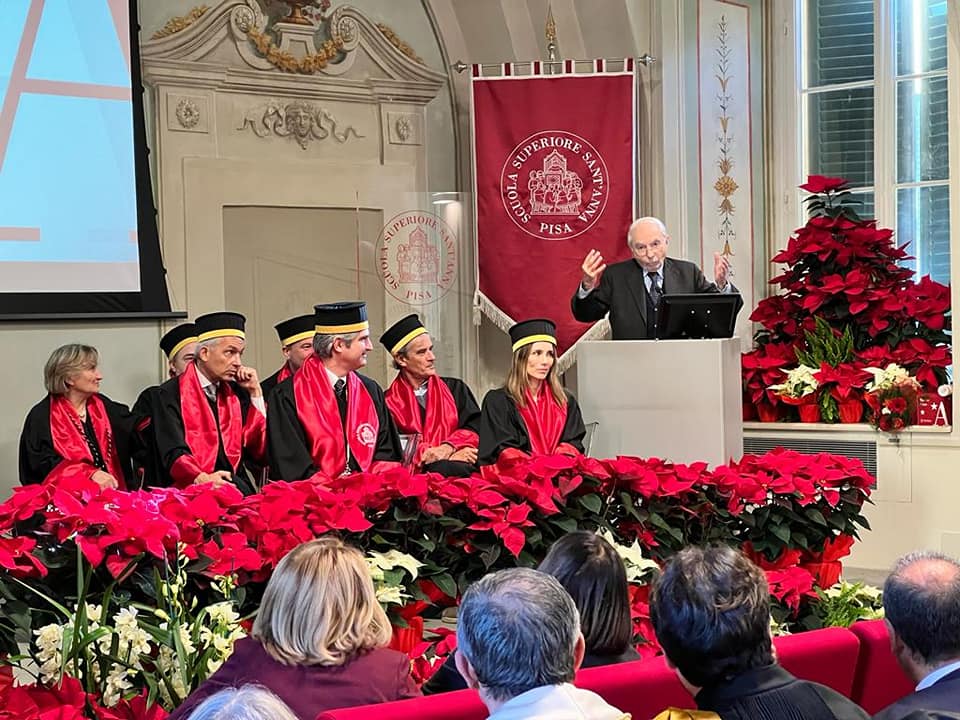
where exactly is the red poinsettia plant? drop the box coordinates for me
[743,176,951,425]
[0,449,874,714]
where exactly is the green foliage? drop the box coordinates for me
[795,317,855,367]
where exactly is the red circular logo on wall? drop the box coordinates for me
[376,211,458,305]
[500,130,610,241]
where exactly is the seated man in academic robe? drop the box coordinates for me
[147,312,267,495]
[267,301,402,480]
[260,313,315,399]
[133,323,198,487]
[379,314,480,477]
[649,545,869,720]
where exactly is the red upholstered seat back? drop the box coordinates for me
[315,687,487,720]
[774,625,861,697]
[315,626,869,720]
[574,655,691,719]
[848,619,914,713]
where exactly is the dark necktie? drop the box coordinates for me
[334,378,348,424]
[647,271,663,308]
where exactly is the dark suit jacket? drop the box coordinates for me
[570,256,741,340]
[873,668,960,720]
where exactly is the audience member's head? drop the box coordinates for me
[538,531,632,657]
[884,550,960,682]
[252,536,391,667]
[650,545,773,691]
[455,567,585,710]
[186,685,298,720]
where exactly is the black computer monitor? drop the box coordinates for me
[656,293,741,339]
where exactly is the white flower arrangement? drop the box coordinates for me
[16,547,246,710]
[598,530,659,583]
[769,364,820,399]
[365,549,424,609]
[864,363,919,393]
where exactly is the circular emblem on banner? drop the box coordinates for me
[500,130,610,241]
[376,211,458,305]
[356,422,377,447]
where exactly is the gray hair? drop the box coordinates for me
[457,567,580,702]
[884,550,960,664]
[196,337,223,353]
[626,217,668,248]
[313,331,359,360]
[44,344,99,395]
[186,685,298,720]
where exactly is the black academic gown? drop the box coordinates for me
[148,376,263,495]
[131,386,166,488]
[260,367,286,401]
[570,256,742,340]
[477,387,586,466]
[415,377,481,478]
[695,664,870,720]
[267,372,403,481]
[19,393,138,488]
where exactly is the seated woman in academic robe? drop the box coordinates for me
[167,536,420,720]
[478,318,586,467]
[19,344,137,489]
[423,529,641,694]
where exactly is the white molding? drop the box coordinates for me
[658,1,687,250]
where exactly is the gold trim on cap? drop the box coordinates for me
[281,329,316,347]
[390,326,428,355]
[315,320,370,334]
[511,333,556,352]
[167,336,198,359]
[197,328,246,342]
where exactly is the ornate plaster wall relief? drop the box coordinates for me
[388,111,421,146]
[238,99,363,149]
[169,95,209,133]
[151,5,211,40]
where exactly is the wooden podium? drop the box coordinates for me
[575,338,743,467]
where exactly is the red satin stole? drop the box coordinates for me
[385,375,477,465]
[171,363,242,485]
[48,394,125,488]
[293,357,379,477]
[275,364,292,384]
[517,385,567,456]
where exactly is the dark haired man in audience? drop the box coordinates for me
[874,551,960,720]
[379,314,480,476]
[650,545,869,720]
[455,567,627,720]
[260,314,315,399]
[268,302,402,479]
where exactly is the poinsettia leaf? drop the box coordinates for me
[579,494,602,514]
[770,523,791,544]
[432,572,457,599]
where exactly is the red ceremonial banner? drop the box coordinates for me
[472,63,636,364]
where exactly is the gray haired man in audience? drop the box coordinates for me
[455,567,627,720]
[650,545,868,720]
[874,551,960,720]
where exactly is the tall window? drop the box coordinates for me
[801,0,950,284]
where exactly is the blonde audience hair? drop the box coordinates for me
[252,536,392,667]
[504,343,566,408]
[43,344,99,395]
[186,685,298,720]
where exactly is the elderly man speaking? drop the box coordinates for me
[571,216,741,340]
